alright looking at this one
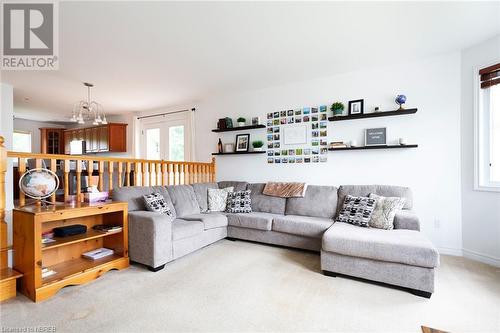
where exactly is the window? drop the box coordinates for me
[168,125,184,161]
[12,131,32,153]
[476,62,500,191]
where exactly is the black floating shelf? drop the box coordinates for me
[328,108,417,122]
[212,124,266,133]
[328,144,418,151]
[212,151,266,155]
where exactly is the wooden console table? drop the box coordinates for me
[13,202,129,302]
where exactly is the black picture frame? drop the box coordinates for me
[235,134,250,152]
[348,99,364,115]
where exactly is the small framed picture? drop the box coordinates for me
[348,99,364,115]
[235,134,250,152]
[252,117,261,125]
[365,127,387,146]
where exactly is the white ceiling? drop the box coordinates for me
[3,1,500,122]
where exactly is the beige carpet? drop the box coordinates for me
[1,240,499,332]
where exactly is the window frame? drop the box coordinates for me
[12,130,32,153]
[474,61,500,192]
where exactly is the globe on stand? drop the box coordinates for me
[395,94,407,110]
[19,168,59,207]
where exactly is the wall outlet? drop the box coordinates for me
[434,219,441,229]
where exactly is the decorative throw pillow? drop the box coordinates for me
[143,193,176,220]
[368,193,406,230]
[335,195,376,227]
[208,187,234,212]
[226,190,252,213]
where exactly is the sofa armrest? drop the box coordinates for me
[128,211,173,267]
[393,210,420,231]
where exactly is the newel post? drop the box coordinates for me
[211,157,216,182]
[0,136,8,268]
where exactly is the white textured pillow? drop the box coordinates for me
[369,193,406,230]
[208,187,234,212]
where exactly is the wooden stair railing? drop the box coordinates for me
[0,136,22,302]
[6,151,216,204]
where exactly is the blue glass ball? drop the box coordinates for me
[396,95,407,105]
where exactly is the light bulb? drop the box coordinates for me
[78,118,85,124]
[101,116,108,125]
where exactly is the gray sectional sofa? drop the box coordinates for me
[113,182,439,298]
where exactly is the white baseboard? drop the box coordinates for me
[463,248,500,267]
[437,247,463,256]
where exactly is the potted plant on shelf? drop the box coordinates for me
[252,140,264,151]
[237,117,246,127]
[330,102,345,116]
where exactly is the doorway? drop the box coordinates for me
[140,110,193,161]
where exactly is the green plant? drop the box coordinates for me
[252,140,264,148]
[330,102,345,111]
[237,117,246,123]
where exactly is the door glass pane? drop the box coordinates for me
[490,84,500,182]
[169,126,184,161]
[146,128,161,160]
[13,132,32,153]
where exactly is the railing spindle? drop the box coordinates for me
[64,160,70,202]
[76,160,82,202]
[126,162,131,186]
[18,158,26,206]
[142,162,148,186]
[50,159,57,203]
[149,162,155,186]
[108,161,114,195]
[98,161,104,192]
[135,162,141,186]
[117,162,123,188]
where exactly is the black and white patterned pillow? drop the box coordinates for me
[143,193,175,220]
[226,190,252,213]
[335,195,376,227]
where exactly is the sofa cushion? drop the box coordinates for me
[207,187,234,212]
[368,193,406,230]
[322,222,439,268]
[337,185,413,213]
[335,195,377,227]
[143,193,176,220]
[227,212,281,231]
[171,219,205,241]
[112,186,176,214]
[182,212,228,230]
[166,185,201,218]
[218,181,248,192]
[285,185,338,218]
[272,215,334,238]
[226,190,252,213]
[247,183,286,214]
[191,182,219,212]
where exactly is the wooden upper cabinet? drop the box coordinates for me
[40,128,65,154]
[62,123,127,154]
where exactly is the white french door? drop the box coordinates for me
[141,111,193,161]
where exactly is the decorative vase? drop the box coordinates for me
[333,108,343,116]
[224,143,234,153]
[238,122,246,127]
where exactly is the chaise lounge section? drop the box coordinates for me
[113,182,439,297]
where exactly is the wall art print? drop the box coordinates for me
[266,105,328,164]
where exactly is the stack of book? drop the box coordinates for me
[82,248,114,261]
[92,224,122,233]
[41,267,56,279]
[329,142,348,149]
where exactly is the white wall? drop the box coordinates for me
[460,35,500,266]
[1,83,14,264]
[13,118,66,153]
[195,52,463,254]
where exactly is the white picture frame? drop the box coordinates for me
[283,124,307,145]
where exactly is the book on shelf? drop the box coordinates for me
[329,142,347,149]
[41,238,56,244]
[82,248,114,261]
[41,267,57,279]
[92,224,122,233]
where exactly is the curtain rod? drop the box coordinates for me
[137,108,195,120]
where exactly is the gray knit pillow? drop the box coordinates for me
[368,193,406,230]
